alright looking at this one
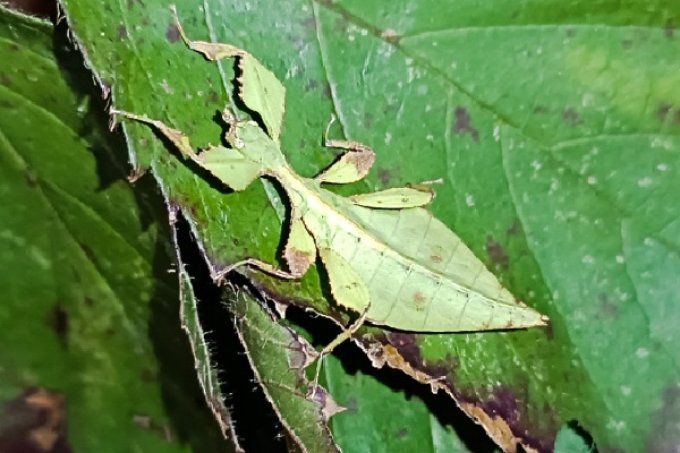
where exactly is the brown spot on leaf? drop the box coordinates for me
[373,338,451,385]
[467,387,554,452]
[304,79,319,92]
[460,402,523,452]
[647,384,680,452]
[132,415,173,441]
[665,20,675,39]
[562,107,581,125]
[657,103,672,120]
[657,103,680,124]
[323,82,333,99]
[285,332,318,370]
[507,220,522,236]
[0,387,70,453]
[566,28,576,37]
[533,105,549,114]
[598,293,619,318]
[380,28,401,44]
[452,107,479,142]
[306,385,346,420]
[126,0,144,9]
[117,24,128,40]
[486,236,509,268]
[377,168,392,185]
[387,333,424,367]
[165,23,181,43]
[430,254,443,264]
[302,15,316,30]
[140,368,156,382]
[207,90,220,103]
[48,305,69,344]
[363,112,374,128]
[396,427,408,438]
[25,171,38,188]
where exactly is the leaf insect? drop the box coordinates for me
[112,6,548,380]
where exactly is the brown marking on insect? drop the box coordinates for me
[412,291,427,310]
[452,107,479,142]
[430,254,443,264]
[562,107,581,125]
[284,249,314,276]
[486,236,509,268]
[345,148,376,174]
[165,23,181,43]
[0,387,70,453]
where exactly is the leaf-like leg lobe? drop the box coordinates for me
[283,216,317,277]
[350,186,435,209]
[317,248,371,313]
[315,143,376,184]
[171,5,286,142]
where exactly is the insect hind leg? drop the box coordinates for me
[309,309,369,394]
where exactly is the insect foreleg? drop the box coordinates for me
[315,115,376,184]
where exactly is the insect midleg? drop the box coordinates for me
[212,258,303,283]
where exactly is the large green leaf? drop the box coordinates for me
[0,6,225,451]
[57,0,680,450]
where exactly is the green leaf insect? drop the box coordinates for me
[113,7,548,345]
